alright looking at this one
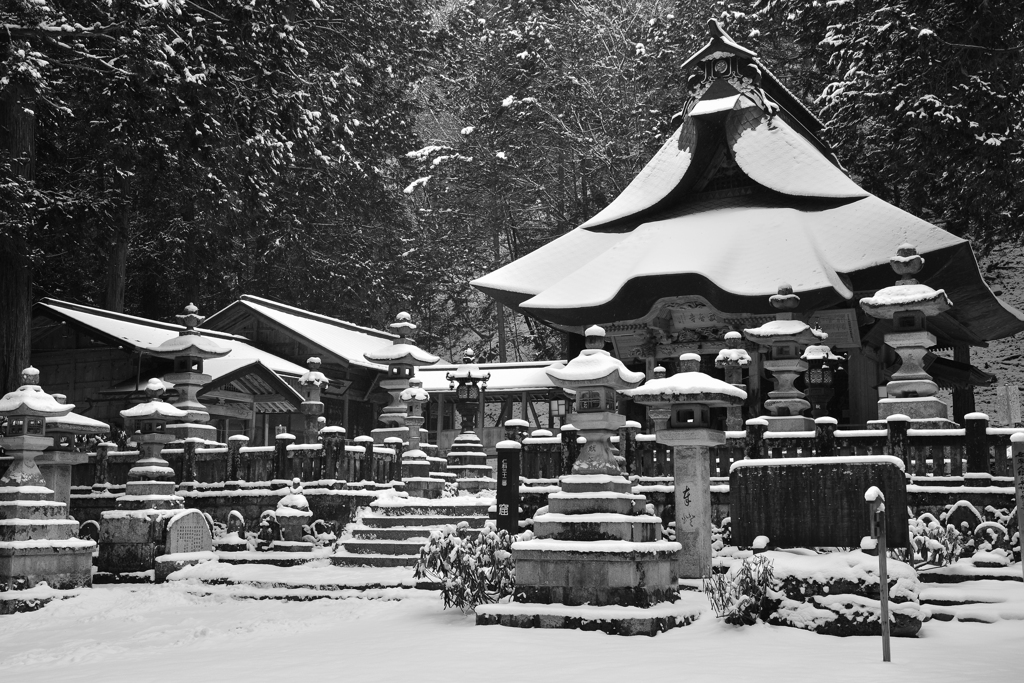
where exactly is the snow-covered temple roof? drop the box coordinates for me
[205,295,395,371]
[417,360,565,394]
[34,299,307,413]
[472,22,1024,347]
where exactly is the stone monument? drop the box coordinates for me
[444,349,495,492]
[477,326,692,635]
[0,368,94,602]
[364,312,442,497]
[298,357,329,444]
[743,285,828,432]
[625,353,746,578]
[714,331,751,430]
[860,244,955,427]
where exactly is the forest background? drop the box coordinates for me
[1,0,1022,394]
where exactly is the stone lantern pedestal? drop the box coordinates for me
[625,355,746,579]
[478,327,693,635]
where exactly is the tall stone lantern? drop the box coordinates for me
[482,326,687,635]
[41,396,110,509]
[714,331,751,430]
[546,326,644,474]
[98,378,192,575]
[147,303,230,444]
[444,348,495,492]
[0,368,94,593]
[364,312,440,444]
[743,285,828,432]
[396,377,443,498]
[624,353,746,578]
[298,357,329,444]
[860,244,954,425]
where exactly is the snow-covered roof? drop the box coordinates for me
[36,299,307,378]
[0,383,73,417]
[120,400,189,420]
[471,26,1024,344]
[743,319,828,342]
[205,295,395,371]
[416,360,566,394]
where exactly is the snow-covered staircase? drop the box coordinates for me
[332,496,492,568]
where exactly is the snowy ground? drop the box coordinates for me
[1,585,1022,683]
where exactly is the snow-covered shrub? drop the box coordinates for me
[909,516,964,567]
[442,481,459,498]
[414,522,517,612]
[703,554,775,625]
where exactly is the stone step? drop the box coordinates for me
[457,479,497,493]
[547,491,646,516]
[447,464,492,472]
[0,518,81,542]
[216,551,325,568]
[341,539,429,556]
[362,514,489,528]
[330,553,420,568]
[0,486,54,503]
[352,527,435,541]
[0,500,68,520]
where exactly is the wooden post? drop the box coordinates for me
[1012,434,1024,582]
[226,435,247,489]
[866,487,891,663]
[814,417,837,458]
[744,418,767,459]
[274,432,295,483]
[495,440,521,535]
[964,412,991,487]
[885,415,910,472]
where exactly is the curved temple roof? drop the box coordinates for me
[473,23,1024,345]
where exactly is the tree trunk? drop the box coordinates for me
[103,173,131,312]
[1,82,36,392]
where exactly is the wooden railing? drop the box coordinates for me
[74,430,404,489]
[513,413,1021,484]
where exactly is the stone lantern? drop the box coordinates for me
[624,353,746,578]
[802,345,842,419]
[714,331,751,430]
[396,377,443,497]
[486,325,685,634]
[298,357,329,444]
[444,349,495,493]
[0,368,94,594]
[860,244,954,425]
[546,326,645,474]
[147,303,230,444]
[98,378,193,576]
[364,312,439,442]
[742,285,828,432]
[40,395,110,509]
[0,367,73,486]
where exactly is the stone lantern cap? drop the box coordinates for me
[400,377,429,403]
[743,319,827,345]
[120,378,189,420]
[624,354,746,407]
[298,357,330,388]
[859,245,952,319]
[46,411,110,435]
[801,344,841,362]
[364,313,440,367]
[448,348,489,381]
[149,303,230,359]
[715,333,751,367]
[0,367,74,417]
[546,326,644,390]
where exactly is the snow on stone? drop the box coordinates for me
[0,381,72,415]
[860,283,952,310]
[624,369,747,401]
[512,539,682,554]
[731,455,905,471]
[120,400,189,420]
[364,342,440,365]
[546,349,644,386]
[715,348,750,365]
[743,319,828,340]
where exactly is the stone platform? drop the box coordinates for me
[475,598,702,636]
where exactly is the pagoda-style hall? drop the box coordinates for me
[473,21,1024,427]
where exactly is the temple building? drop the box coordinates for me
[473,21,1024,426]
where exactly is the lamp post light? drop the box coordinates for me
[446,348,491,435]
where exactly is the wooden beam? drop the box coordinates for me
[203,389,253,403]
[207,403,255,420]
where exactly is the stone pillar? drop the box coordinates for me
[274,432,295,484]
[1010,434,1024,582]
[298,357,328,444]
[495,440,521,535]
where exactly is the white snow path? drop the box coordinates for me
[0,585,1021,683]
